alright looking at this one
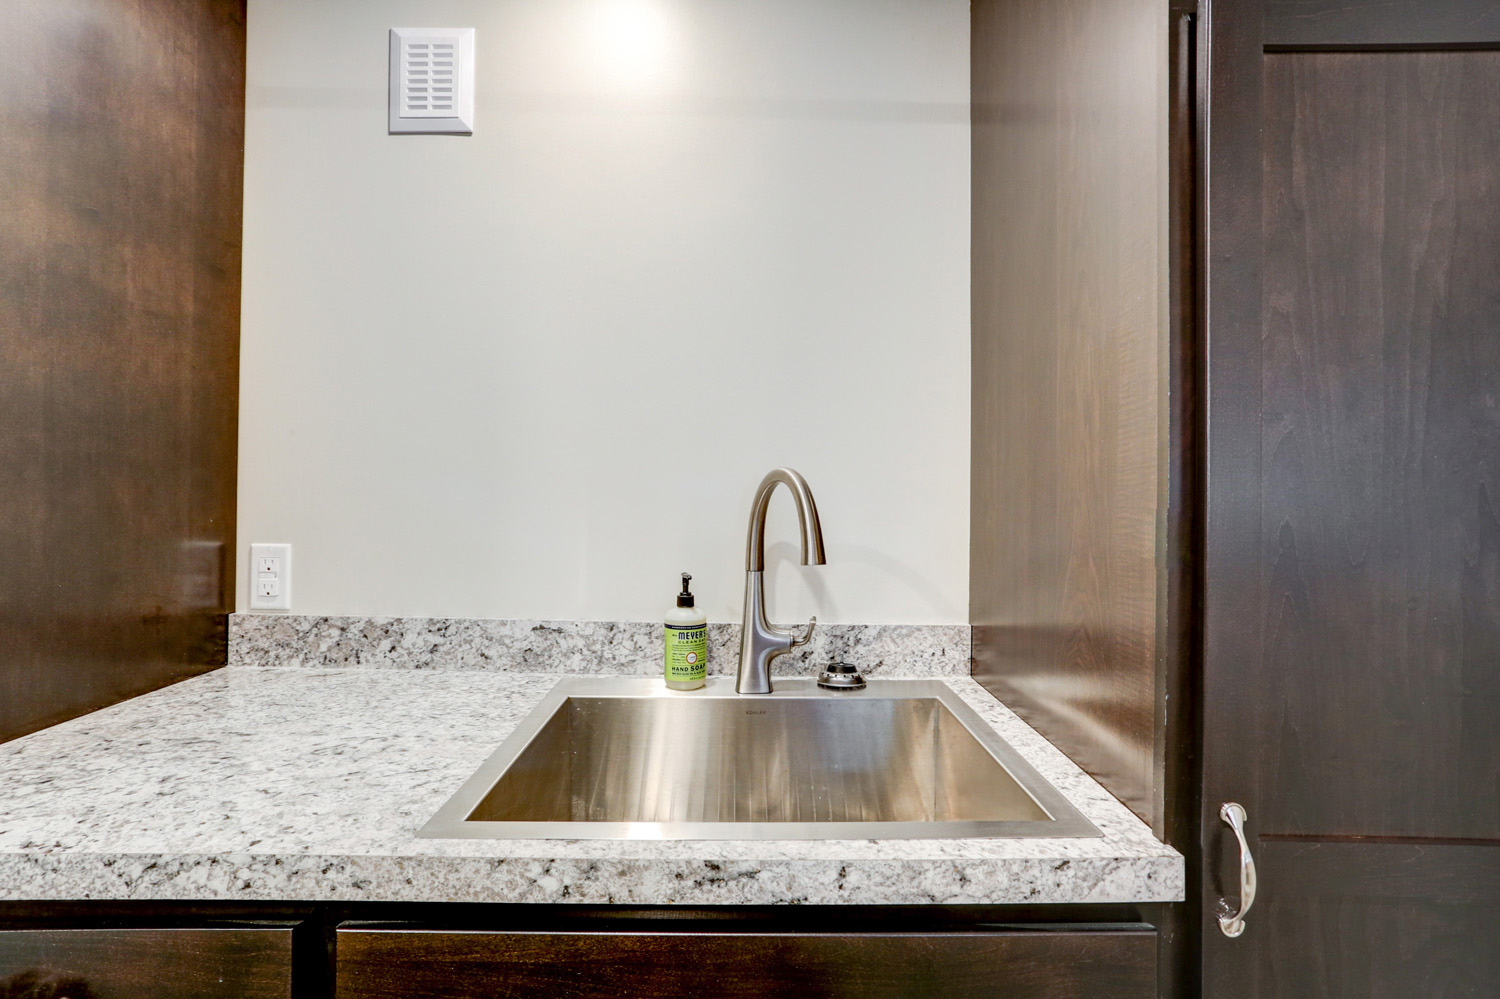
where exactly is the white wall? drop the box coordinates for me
[238,0,970,624]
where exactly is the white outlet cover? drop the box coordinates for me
[389,28,475,134]
[249,543,292,611]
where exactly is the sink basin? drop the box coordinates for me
[419,677,1100,840]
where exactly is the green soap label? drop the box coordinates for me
[664,624,707,682]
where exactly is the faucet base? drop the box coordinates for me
[735,571,781,694]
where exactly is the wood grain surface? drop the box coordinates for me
[1200,37,1500,997]
[0,0,245,741]
[1257,50,1500,842]
[1267,0,1500,50]
[0,927,293,999]
[335,927,1157,999]
[1219,841,1500,997]
[970,0,1170,831]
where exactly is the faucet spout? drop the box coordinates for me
[737,468,826,694]
[744,467,826,571]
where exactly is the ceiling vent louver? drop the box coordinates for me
[389,28,475,134]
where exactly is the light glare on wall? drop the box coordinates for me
[587,0,680,92]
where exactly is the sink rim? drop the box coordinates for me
[418,677,1102,841]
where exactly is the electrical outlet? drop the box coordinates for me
[250,543,292,610]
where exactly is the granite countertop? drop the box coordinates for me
[0,657,1183,906]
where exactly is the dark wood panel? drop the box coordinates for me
[0,903,1165,999]
[1195,0,1273,989]
[1200,21,1500,995]
[1158,10,1204,999]
[1256,50,1500,841]
[1267,0,1500,50]
[1264,841,1500,904]
[1213,842,1500,997]
[336,927,1157,999]
[0,927,293,999]
[970,0,1169,831]
[0,0,245,741]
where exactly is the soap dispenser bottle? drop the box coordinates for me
[664,572,707,690]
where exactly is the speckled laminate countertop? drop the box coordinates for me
[0,665,1183,906]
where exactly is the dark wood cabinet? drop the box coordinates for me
[0,926,295,999]
[0,905,1169,999]
[0,0,246,745]
[1197,0,1500,995]
[334,925,1157,999]
[971,0,1500,992]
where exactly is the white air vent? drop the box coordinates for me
[389,28,474,134]
[401,36,458,116]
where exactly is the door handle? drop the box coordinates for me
[1217,802,1257,938]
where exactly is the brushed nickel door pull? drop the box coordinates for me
[1217,802,1257,938]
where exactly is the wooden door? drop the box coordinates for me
[1201,1,1500,994]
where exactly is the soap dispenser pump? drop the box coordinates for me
[664,572,707,690]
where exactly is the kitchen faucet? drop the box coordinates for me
[736,468,826,694]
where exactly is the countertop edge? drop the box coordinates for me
[0,851,1185,906]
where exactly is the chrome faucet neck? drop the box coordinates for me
[744,468,826,572]
[737,468,825,694]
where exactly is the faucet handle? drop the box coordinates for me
[789,616,817,649]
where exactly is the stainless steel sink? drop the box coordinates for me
[419,678,1099,840]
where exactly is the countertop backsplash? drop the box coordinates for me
[229,614,972,677]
